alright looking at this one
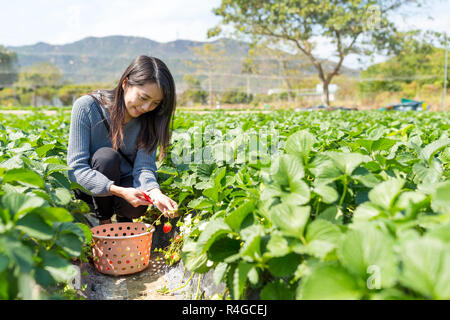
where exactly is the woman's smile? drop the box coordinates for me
[134,107,144,116]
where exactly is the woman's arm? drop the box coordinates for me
[132,147,178,216]
[132,147,160,193]
[67,96,115,196]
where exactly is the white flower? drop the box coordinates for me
[184,214,192,225]
[198,222,207,231]
[206,260,214,267]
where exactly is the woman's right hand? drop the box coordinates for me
[110,185,150,207]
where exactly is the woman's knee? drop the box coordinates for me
[90,147,121,180]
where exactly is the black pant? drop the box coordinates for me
[74,147,147,222]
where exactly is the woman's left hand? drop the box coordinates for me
[146,188,179,218]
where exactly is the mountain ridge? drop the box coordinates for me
[6,35,359,91]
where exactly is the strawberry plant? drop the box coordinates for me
[0,111,92,299]
[1,108,449,300]
[156,110,450,300]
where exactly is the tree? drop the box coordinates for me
[0,46,19,88]
[208,0,424,106]
[245,43,313,103]
[16,62,63,106]
[359,31,448,94]
[180,74,208,105]
[241,55,256,103]
[186,43,227,107]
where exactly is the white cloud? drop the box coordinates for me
[0,0,447,72]
[0,0,222,46]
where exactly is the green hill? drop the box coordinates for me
[6,35,358,92]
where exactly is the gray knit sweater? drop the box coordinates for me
[67,92,160,197]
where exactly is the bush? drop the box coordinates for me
[221,89,252,104]
[178,89,208,106]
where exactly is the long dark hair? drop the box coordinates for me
[88,55,176,161]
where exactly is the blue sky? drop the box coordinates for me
[0,0,449,69]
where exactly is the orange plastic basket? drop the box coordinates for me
[91,222,155,276]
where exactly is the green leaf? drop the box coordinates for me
[51,187,72,206]
[16,213,54,240]
[420,136,450,165]
[310,158,342,184]
[224,200,255,232]
[54,222,86,242]
[413,162,442,184]
[0,155,24,169]
[265,232,290,258]
[208,236,241,262]
[45,163,71,176]
[317,206,344,224]
[281,179,310,206]
[305,219,342,244]
[356,138,397,153]
[337,224,398,288]
[295,219,343,259]
[372,138,397,151]
[17,273,37,300]
[70,182,92,195]
[1,193,45,220]
[187,197,214,210]
[197,218,232,253]
[297,264,364,300]
[76,222,92,244]
[261,280,295,300]
[426,224,450,243]
[232,261,252,299]
[353,202,383,222]
[35,144,55,158]
[55,233,82,257]
[313,183,338,204]
[239,233,261,262]
[325,151,369,176]
[156,165,178,176]
[368,178,405,210]
[267,253,302,277]
[355,139,374,153]
[3,168,44,188]
[213,166,227,187]
[270,154,304,185]
[33,207,73,223]
[181,239,209,273]
[270,204,310,239]
[284,130,315,164]
[431,181,450,214]
[399,238,450,299]
[40,249,78,283]
[0,254,9,273]
[48,172,71,190]
[296,240,337,259]
[248,267,259,285]
[202,186,219,203]
[352,171,381,188]
[0,235,34,273]
[33,267,56,287]
[213,262,228,286]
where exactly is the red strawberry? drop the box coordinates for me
[163,221,172,233]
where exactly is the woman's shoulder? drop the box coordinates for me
[72,92,104,115]
[73,94,96,110]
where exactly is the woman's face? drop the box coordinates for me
[122,78,163,122]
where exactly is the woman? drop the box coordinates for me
[67,55,178,225]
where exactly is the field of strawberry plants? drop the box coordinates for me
[0,108,449,300]
[0,110,92,299]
